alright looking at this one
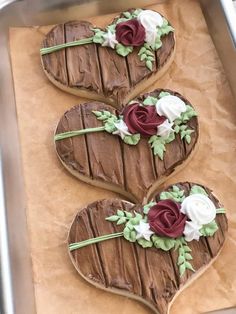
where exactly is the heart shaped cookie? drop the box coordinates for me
[68,182,227,314]
[55,89,199,204]
[41,8,175,108]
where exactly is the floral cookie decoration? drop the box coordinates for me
[40,9,174,71]
[69,183,226,277]
[55,90,197,160]
[68,182,227,314]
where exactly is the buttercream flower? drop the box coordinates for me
[123,103,166,136]
[156,95,187,122]
[181,194,216,225]
[183,220,201,242]
[102,30,118,49]
[137,10,163,45]
[147,200,187,238]
[157,119,174,138]
[134,221,154,241]
[115,19,145,47]
[112,119,131,139]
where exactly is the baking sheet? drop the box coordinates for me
[9,0,236,313]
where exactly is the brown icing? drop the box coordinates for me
[41,9,175,107]
[68,182,228,314]
[55,89,199,203]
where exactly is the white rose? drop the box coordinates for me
[183,220,201,242]
[157,119,173,138]
[155,95,187,122]
[181,194,216,225]
[137,10,163,45]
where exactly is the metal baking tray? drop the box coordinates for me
[0,0,235,313]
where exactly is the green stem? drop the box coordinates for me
[54,126,105,141]
[40,37,94,55]
[69,232,124,251]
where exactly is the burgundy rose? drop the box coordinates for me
[116,19,145,47]
[147,200,187,238]
[123,103,166,136]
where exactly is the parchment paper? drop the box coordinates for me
[9,0,236,313]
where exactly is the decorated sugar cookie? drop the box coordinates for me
[68,182,227,314]
[55,89,199,203]
[40,9,175,107]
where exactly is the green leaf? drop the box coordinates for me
[162,18,169,27]
[152,235,176,251]
[143,201,156,214]
[117,209,124,217]
[174,125,180,133]
[134,212,143,220]
[158,91,171,98]
[105,215,119,222]
[126,221,134,230]
[164,131,175,144]
[130,217,140,225]
[183,245,192,252]
[106,24,116,33]
[104,122,117,133]
[147,56,155,62]
[140,54,146,61]
[179,263,186,277]
[177,239,194,277]
[190,185,208,196]
[92,29,106,44]
[148,136,166,160]
[123,134,140,145]
[132,8,142,17]
[92,110,115,121]
[117,217,127,225]
[115,17,128,24]
[123,227,136,242]
[116,43,133,57]
[161,25,174,35]
[138,46,146,55]
[177,255,185,265]
[130,231,137,241]
[185,253,193,260]
[185,262,195,272]
[124,211,133,218]
[123,11,131,18]
[146,50,154,56]
[173,185,180,192]
[159,185,185,202]
[185,134,191,144]
[146,60,153,71]
[92,111,102,117]
[143,96,158,106]
[137,238,153,248]
[200,220,218,237]
[153,40,162,50]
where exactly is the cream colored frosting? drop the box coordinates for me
[113,119,131,139]
[157,119,174,138]
[183,220,201,242]
[155,95,187,122]
[181,194,216,225]
[137,10,163,45]
[102,30,118,49]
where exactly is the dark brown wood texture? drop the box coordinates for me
[68,183,227,314]
[41,11,175,106]
[55,89,199,203]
